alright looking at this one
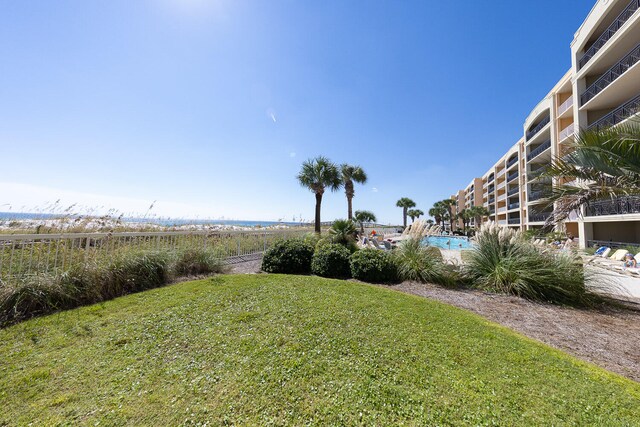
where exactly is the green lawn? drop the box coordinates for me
[1,275,639,425]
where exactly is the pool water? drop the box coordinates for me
[422,235,473,250]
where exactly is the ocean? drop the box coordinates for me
[0,212,308,228]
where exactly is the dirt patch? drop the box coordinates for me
[391,281,640,383]
[227,258,262,274]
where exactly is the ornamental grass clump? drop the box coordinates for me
[465,222,607,307]
[393,238,458,287]
[174,248,225,276]
[100,250,173,298]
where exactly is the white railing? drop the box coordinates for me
[559,123,575,142]
[0,229,310,281]
[498,206,507,213]
[497,169,506,177]
[558,97,573,116]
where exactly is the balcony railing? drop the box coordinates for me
[528,213,551,223]
[488,196,495,204]
[526,116,551,141]
[585,196,640,216]
[506,157,518,168]
[488,175,494,183]
[557,96,573,116]
[578,0,640,70]
[581,42,640,106]
[528,190,549,202]
[527,139,551,162]
[508,218,520,225]
[507,172,518,182]
[559,123,575,142]
[588,94,640,130]
[507,187,519,196]
[508,202,520,210]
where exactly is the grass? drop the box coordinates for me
[0,275,639,425]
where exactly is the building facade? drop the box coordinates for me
[448,0,640,248]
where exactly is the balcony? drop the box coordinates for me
[558,123,575,142]
[506,157,518,168]
[488,185,495,193]
[528,190,548,202]
[488,196,495,204]
[558,97,573,116]
[588,94,640,130]
[497,168,506,178]
[527,139,551,162]
[526,116,551,141]
[488,175,494,183]
[507,172,518,182]
[498,206,507,213]
[489,208,496,214]
[578,0,640,70]
[508,218,520,225]
[580,42,640,106]
[585,196,640,216]
[507,187,519,197]
[528,213,551,223]
[508,202,520,210]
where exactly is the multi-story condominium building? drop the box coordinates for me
[447,0,640,248]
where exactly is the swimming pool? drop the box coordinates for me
[422,235,473,250]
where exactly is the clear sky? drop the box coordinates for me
[0,0,595,224]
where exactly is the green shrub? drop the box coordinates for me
[394,238,457,287]
[174,248,225,276]
[464,223,606,306]
[261,238,315,274]
[328,219,359,252]
[350,249,398,284]
[100,251,172,298]
[311,244,352,279]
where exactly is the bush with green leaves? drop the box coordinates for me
[311,243,352,279]
[174,248,225,276]
[394,238,457,287]
[464,222,609,307]
[261,238,315,274]
[350,249,398,284]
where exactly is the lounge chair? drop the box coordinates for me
[609,249,628,261]
[370,239,388,250]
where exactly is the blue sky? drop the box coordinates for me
[0,0,594,224]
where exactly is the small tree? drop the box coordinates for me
[396,198,416,228]
[354,210,377,235]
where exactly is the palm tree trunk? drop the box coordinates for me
[315,193,322,234]
[347,196,353,220]
[403,207,407,228]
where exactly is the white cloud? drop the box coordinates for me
[266,108,277,123]
[372,187,378,193]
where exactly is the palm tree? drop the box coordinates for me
[297,156,341,234]
[406,209,424,223]
[468,205,490,228]
[341,164,368,220]
[354,210,377,234]
[328,219,358,246]
[543,121,640,226]
[428,201,448,228]
[457,209,471,231]
[396,198,416,228]
[439,199,456,231]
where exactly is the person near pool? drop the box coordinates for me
[624,253,637,268]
